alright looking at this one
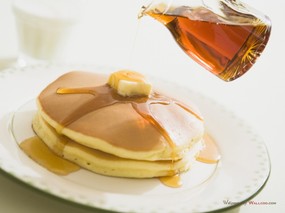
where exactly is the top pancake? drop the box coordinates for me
[37,71,204,161]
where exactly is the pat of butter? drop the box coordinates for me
[108,70,152,97]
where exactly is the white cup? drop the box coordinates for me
[13,0,80,64]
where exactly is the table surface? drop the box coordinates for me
[0,0,284,212]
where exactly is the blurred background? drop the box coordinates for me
[0,0,284,212]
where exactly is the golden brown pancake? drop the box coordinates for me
[36,71,204,162]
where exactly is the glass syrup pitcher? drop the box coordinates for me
[139,0,271,81]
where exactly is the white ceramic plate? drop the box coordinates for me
[0,64,270,213]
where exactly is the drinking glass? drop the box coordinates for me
[13,0,81,66]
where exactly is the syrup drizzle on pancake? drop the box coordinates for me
[56,84,203,156]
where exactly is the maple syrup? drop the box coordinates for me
[197,133,221,164]
[56,84,203,159]
[159,133,220,188]
[20,136,80,175]
[140,5,271,81]
[159,174,182,188]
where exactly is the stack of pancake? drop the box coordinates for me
[33,71,204,178]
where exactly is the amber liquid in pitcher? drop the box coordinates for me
[142,5,271,81]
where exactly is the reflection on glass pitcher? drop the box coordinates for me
[139,0,271,81]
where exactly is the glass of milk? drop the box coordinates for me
[13,0,81,66]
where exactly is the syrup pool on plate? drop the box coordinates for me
[20,136,80,175]
[159,133,221,188]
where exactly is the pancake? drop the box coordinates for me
[36,71,204,161]
[32,112,203,178]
